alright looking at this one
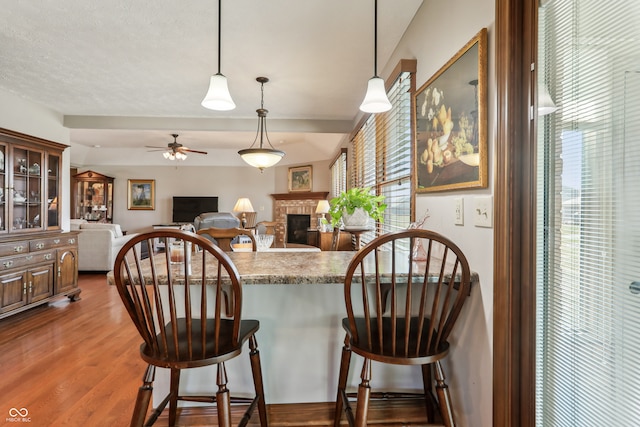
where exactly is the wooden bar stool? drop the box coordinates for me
[333,229,472,427]
[113,230,268,427]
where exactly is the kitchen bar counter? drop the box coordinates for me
[108,250,478,405]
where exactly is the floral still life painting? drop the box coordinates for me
[414,28,488,193]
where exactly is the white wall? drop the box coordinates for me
[78,159,332,234]
[385,1,496,425]
[0,88,72,230]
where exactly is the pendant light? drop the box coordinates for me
[359,0,392,113]
[201,0,235,111]
[238,77,285,172]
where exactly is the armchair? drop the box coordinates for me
[72,221,138,271]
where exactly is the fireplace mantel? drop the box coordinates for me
[270,192,329,201]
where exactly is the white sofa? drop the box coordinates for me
[70,220,138,271]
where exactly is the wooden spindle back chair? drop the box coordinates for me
[333,229,471,427]
[113,229,268,427]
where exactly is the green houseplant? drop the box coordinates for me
[329,187,387,228]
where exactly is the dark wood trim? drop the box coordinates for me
[270,191,329,201]
[494,0,537,426]
[0,127,68,151]
[348,59,418,142]
[329,148,347,169]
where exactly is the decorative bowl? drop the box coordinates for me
[255,234,274,251]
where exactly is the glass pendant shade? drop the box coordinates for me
[201,73,236,111]
[360,76,392,113]
[538,84,558,116]
[238,77,286,171]
[238,148,285,170]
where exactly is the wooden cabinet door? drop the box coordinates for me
[28,264,54,304]
[56,247,78,294]
[0,270,27,313]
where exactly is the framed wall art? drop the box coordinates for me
[127,179,155,210]
[288,165,313,192]
[414,28,488,193]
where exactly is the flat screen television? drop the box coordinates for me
[172,196,218,223]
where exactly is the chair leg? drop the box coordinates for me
[249,335,269,427]
[354,358,372,427]
[216,362,232,427]
[434,360,456,427]
[421,363,435,422]
[130,365,155,427]
[333,334,352,427]
[169,368,180,427]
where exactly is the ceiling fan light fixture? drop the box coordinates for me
[201,73,236,111]
[238,77,286,172]
[360,0,391,114]
[201,0,235,111]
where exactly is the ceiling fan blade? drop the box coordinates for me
[181,148,208,155]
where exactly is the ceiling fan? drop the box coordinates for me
[146,134,208,160]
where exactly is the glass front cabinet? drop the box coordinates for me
[71,170,114,222]
[0,128,79,321]
[0,130,64,234]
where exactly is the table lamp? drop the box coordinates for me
[233,197,254,228]
[316,200,330,231]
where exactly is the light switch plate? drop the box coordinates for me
[454,198,464,225]
[473,196,493,228]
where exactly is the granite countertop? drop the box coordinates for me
[226,251,356,285]
[107,250,479,288]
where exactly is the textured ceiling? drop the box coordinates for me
[0,0,423,166]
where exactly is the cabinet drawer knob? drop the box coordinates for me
[36,242,45,249]
[26,255,33,261]
[44,253,52,260]
[53,239,60,244]
[68,238,75,244]
[4,260,13,268]
[14,245,23,253]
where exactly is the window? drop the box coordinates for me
[350,63,415,243]
[330,148,347,199]
[536,1,640,425]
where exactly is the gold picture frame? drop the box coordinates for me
[414,28,488,193]
[127,179,155,210]
[288,165,312,192]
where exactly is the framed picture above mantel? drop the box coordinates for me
[288,165,312,192]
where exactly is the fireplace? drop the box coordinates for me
[286,214,310,244]
[270,192,329,246]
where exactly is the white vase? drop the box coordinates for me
[342,207,370,229]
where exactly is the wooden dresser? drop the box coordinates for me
[0,128,80,320]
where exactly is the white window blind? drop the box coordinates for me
[330,149,347,199]
[350,70,413,243]
[536,1,640,426]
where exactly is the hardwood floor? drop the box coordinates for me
[0,274,433,427]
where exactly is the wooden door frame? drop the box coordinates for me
[493,0,537,426]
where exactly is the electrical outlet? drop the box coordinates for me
[454,198,464,225]
[473,196,493,228]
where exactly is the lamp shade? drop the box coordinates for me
[233,197,254,213]
[538,84,558,116]
[201,73,236,111]
[238,148,285,170]
[316,200,330,214]
[360,77,392,113]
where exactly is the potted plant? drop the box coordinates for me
[329,187,387,229]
